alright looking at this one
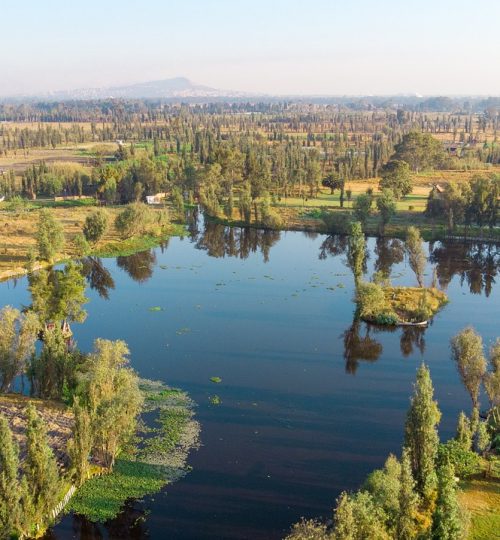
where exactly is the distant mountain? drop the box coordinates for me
[39,77,253,100]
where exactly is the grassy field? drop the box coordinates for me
[460,465,500,540]
[0,202,181,281]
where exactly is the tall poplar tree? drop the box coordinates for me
[432,460,463,540]
[0,414,22,538]
[404,364,441,503]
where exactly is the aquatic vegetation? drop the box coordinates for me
[209,395,222,405]
[210,376,222,383]
[67,379,199,522]
[149,306,163,312]
[176,327,191,335]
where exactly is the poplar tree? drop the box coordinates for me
[404,364,441,503]
[24,405,61,525]
[451,327,487,410]
[455,411,472,450]
[0,414,21,538]
[432,460,463,540]
[396,448,419,540]
[36,208,65,262]
[346,221,366,285]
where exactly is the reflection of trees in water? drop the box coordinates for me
[319,234,348,260]
[374,237,404,276]
[343,317,427,373]
[429,241,499,297]
[343,318,383,374]
[81,257,115,300]
[195,222,280,262]
[117,250,157,283]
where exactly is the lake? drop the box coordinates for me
[1,216,499,539]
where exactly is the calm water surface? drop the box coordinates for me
[1,219,499,539]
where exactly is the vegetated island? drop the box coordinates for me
[357,282,448,326]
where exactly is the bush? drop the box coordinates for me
[83,209,108,244]
[357,281,392,321]
[73,234,90,257]
[115,203,151,239]
[322,211,351,234]
[438,440,480,479]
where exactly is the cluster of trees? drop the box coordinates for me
[288,356,498,540]
[426,173,500,231]
[0,293,143,536]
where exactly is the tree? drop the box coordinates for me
[405,227,426,287]
[346,221,366,285]
[356,282,391,322]
[485,338,500,408]
[333,492,357,540]
[68,398,93,486]
[364,454,401,533]
[114,203,151,239]
[450,327,487,410]
[376,189,397,234]
[77,339,143,468]
[404,363,441,503]
[29,263,88,324]
[455,411,472,450]
[36,208,65,262]
[0,306,39,392]
[379,160,412,199]
[353,193,372,227]
[392,132,445,172]
[431,460,463,540]
[83,209,108,244]
[0,415,22,538]
[24,405,61,526]
[396,448,420,540]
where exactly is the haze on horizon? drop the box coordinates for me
[3,0,500,97]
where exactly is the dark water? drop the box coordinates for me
[1,219,499,540]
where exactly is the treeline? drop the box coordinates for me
[1,102,499,167]
[287,327,500,540]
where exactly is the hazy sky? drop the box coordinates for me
[2,0,500,96]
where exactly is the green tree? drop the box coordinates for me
[0,414,22,538]
[77,339,143,468]
[405,227,426,287]
[379,160,412,199]
[0,306,39,392]
[376,189,397,234]
[397,448,420,540]
[404,364,441,503]
[431,460,463,540]
[115,202,151,239]
[353,193,372,227]
[485,338,500,408]
[24,405,61,526]
[346,221,366,285]
[36,208,65,262]
[451,327,487,410]
[68,397,93,486]
[83,208,108,244]
[29,263,88,324]
[393,132,445,172]
[455,411,472,450]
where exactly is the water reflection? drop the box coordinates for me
[374,238,404,276]
[342,318,383,374]
[117,250,157,283]
[81,257,115,300]
[429,241,499,297]
[318,235,348,259]
[194,222,280,262]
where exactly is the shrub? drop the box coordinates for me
[322,211,351,234]
[357,281,392,321]
[83,209,108,244]
[115,203,151,239]
[437,440,480,479]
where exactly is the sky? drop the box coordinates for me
[2,0,500,96]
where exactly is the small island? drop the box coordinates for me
[357,282,448,326]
